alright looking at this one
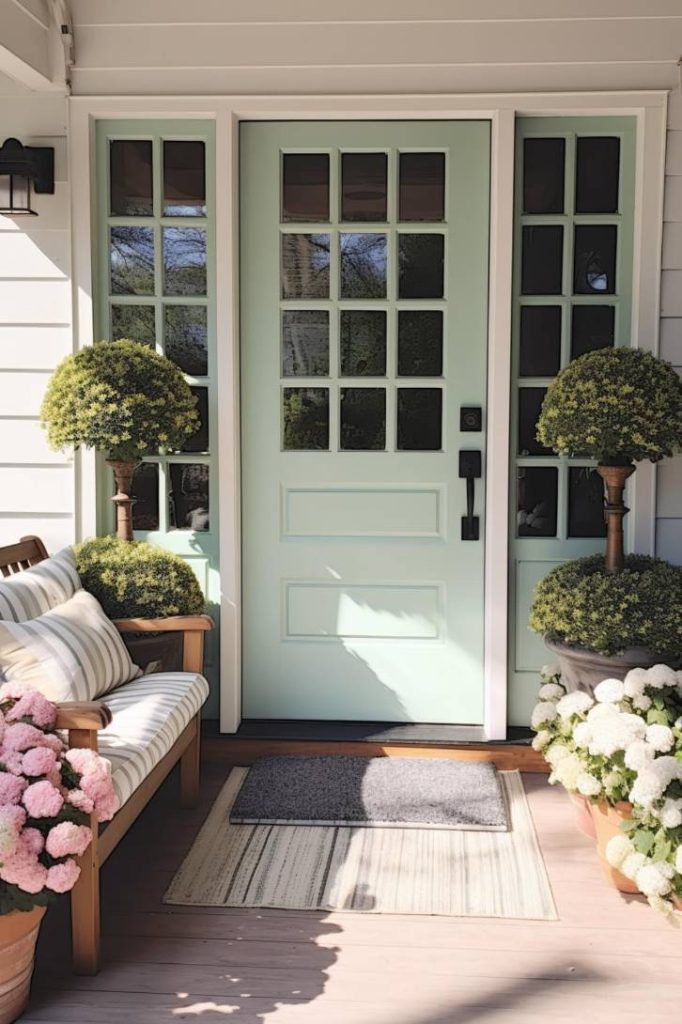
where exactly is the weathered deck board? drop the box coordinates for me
[23,746,682,1024]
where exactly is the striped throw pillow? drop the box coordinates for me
[0,590,140,702]
[0,547,81,622]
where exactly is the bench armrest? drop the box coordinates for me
[113,614,214,634]
[56,701,112,731]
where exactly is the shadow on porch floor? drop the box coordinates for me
[22,740,682,1024]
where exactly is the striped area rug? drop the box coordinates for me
[164,768,557,920]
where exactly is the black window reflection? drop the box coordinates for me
[169,463,209,532]
[517,467,558,537]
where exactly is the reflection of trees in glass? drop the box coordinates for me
[340,233,387,298]
[111,304,156,345]
[169,463,209,531]
[164,306,208,375]
[340,310,386,376]
[397,310,443,376]
[131,462,159,531]
[281,234,330,299]
[282,311,329,376]
[282,388,329,450]
[397,388,442,450]
[398,234,444,298]
[110,226,155,295]
[181,388,208,452]
[163,227,207,296]
[517,466,557,537]
[568,467,606,538]
[340,388,385,450]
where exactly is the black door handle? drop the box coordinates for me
[459,450,482,541]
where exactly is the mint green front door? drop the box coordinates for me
[241,121,490,723]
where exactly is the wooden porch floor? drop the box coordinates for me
[23,744,682,1024]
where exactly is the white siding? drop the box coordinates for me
[0,75,74,553]
[657,92,682,565]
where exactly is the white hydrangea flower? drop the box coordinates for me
[655,860,675,880]
[632,694,652,712]
[587,702,619,722]
[636,864,672,898]
[556,690,594,721]
[605,834,633,868]
[588,711,647,758]
[624,667,649,698]
[676,846,682,874]
[576,773,601,797]
[659,798,682,829]
[629,756,681,808]
[647,894,673,915]
[573,721,593,748]
[623,740,655,772]
[545,742,571,766]
[675,716,682,731]
[551,752,583,791]
[531,701,558,729]
[594,678,625,704]
[645,664,678,690]
[645,724,675,753]
[531,729,551,751]
[538,682,565,701]
[621,852,647,880]
[540,664,561,681]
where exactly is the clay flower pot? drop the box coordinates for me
[544,637,660,696]
[0,906,46,1023]
[590,801,639,894]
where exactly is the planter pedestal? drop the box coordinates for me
[106,459,139,542]
[0,906,46,1024]
[590,801,639,894]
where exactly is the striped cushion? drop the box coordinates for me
[0,590,140,702]
[97,672,209,808]
[0,547,80,622]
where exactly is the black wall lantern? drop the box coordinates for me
[0,138,55,216]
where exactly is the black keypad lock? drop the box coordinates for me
[460,406,482,432]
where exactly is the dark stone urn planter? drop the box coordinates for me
[544,637,661,696]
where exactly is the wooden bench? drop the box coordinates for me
[0,536,213,974]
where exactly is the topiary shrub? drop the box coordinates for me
[75,536,205,620]
[537,347,682,465]
[529,554,682,657]
[41,340,199,462]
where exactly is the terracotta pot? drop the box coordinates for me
[568,792,596,839]
[544,637,663,696]
[590,801,639,894]
[0,906,46,1023]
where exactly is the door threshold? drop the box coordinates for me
[236,719,532,746]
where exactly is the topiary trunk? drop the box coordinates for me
[597,464,635,575]
[106,460,138,542]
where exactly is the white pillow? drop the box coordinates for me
[0,547,80,622]
[0,590,140,702]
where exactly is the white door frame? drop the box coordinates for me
[69,90,667,738]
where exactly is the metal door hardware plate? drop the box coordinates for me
[460,406,482,432]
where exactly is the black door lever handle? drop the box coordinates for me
[459,450,482,541]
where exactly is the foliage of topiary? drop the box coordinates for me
[529,554,682,657]
[75,536,205,620]
[536,347,682,464]
[41,340,199,462]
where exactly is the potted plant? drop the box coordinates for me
[531,664,682,911]
[532,348,682,690]
[0,683,117,1022]
[75,536,206,671]
[41,340,199,541]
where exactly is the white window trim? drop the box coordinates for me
[69,90,668,738]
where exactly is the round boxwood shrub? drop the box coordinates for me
[41,340,199,462]
[529,554,682,657]
[76,536,205,620]
[537,347,682,465]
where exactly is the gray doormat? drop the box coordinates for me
[229,755,509,831]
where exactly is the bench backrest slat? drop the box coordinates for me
[0,536,49,575]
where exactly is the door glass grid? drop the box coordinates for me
[102,126,214,534]
[279,148,447,452]
[512,120,634,542]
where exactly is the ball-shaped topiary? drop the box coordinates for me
[75,536,205,620]
[537,347,682,465]
[41,340,199,462]
[529,554,682,657]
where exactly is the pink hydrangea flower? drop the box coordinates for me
[45,858,80,893]
[4,722,49,752]
[22,779,64,818]
[65,749,101,775]
[65,789,94,814]
[21,746,58,778]
[0,770,27,804]
[0,750,24,775]
[0,832,48,893]
[0,708,5,744]
[6,691,56,730]
[22,827,44,855]
[0,681,32,701]
[0,804,26,857]
[45,821,92,859]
